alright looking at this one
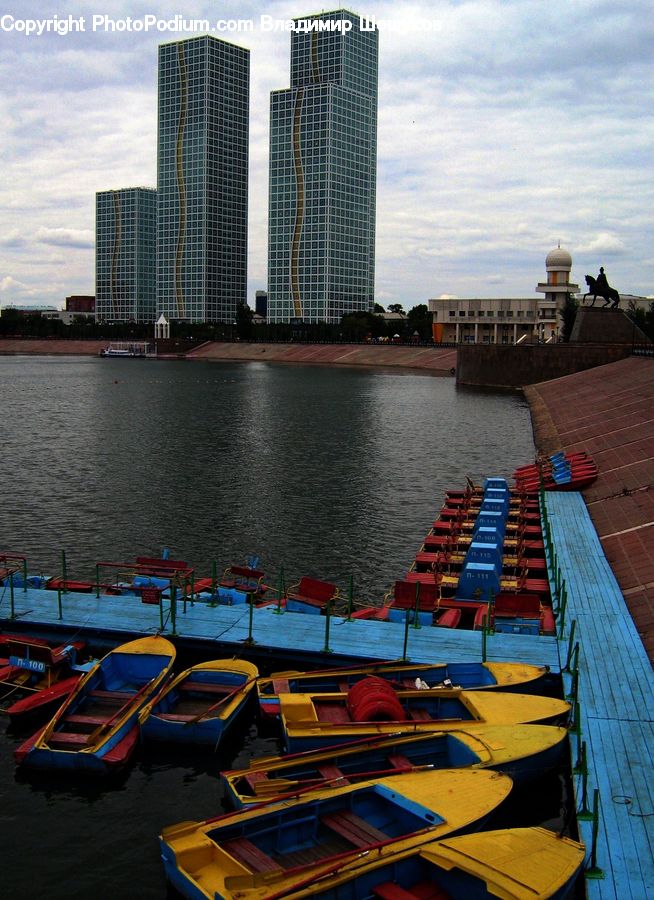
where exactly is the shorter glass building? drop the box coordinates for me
[95,188,157,322]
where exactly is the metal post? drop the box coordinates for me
[585,790,605,879]
[61,549,67,594]
[323,601,332,653]
[240,595,253,645]
[170,584,177,636]
[22,558,27,593]
[189,573,195,606]
[412,581,421,630]
[57,588,62,620]
[159,593,164,631]
[563,619,577,671]
[570,698,582,737]
[573,729,584,774]
[345,574,354,622]
[577,742,592,819]
[274,566,285,615]
[566,667,579,705]
[95,563,101,599]
[9,571,16,619]
[402,608,411,661]
[210,561,217,607]
[558,584,568,639]
[481,623,487,662]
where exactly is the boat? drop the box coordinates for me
[0,633,88,721]
[222,723,568,807]
[14,635,176,773]
[251,827,586,900]
[514,451,598,492]
[139,658,258,746]
[277,684,570,752]
[257,659,550,719]
[159,768,514,900]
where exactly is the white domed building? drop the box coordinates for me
[429,245,579,344]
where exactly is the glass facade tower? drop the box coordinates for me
[268,9,378,323]
[95,187,157,322]
[157,36,249,322]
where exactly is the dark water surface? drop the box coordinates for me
[0,356,542,899]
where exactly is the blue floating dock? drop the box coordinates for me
[3,489,652,896]
[544,491,654,899]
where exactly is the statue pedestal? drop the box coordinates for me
[571,307,649,343]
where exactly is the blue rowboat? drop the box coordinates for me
[222,723,567,808]
[139,658,258,746]
[14,635,175,774]
[160,768,513,900]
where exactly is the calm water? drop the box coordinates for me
[0,356,543,899]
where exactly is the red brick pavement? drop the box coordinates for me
[528,357,654,663]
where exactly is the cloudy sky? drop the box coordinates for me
[1,0,653,311]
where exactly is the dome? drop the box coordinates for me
[546,246,572,269]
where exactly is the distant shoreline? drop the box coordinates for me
[0,338,458,375]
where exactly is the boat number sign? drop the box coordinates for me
[9,655,46,673]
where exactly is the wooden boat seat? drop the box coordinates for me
[386,753,413,770]
[409,709,432,721]
[64,714,109,726]
[320,811,388,848]
[286,576,338,609]
[178,682,232,694]
[155,712,197,722]
[49,731,89,745]
[221,837,281,873]
[373,881,452,900]
[317,764,349,783]
[89,689,134,700]
[244,771,269,791]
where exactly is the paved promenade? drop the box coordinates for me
[526,355,654,662]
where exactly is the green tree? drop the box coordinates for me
[407,304,433,340]
[387,303,405,314]
[559,293,579,342]
[235,303,254,340]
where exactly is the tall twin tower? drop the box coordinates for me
[96,10,379,325]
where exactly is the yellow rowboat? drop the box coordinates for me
[159,768,513,900]
[222,724,568,807]
[257,660,550,718]
[258,827,586,900]
[138,658,258,747]
[278,687,570,752]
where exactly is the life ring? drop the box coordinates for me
[347,676,395,708]
[349,692,405,723]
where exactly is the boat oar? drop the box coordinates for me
[183,675,259,726]
[253,763,435,798]
[87,679,159,744]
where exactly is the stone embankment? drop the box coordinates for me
[187,341,458,373]
[0,339,106,355]
[525,356,654,662]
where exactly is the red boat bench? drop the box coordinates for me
[286,576,338,612]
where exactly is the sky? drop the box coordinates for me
[1,0,653,312]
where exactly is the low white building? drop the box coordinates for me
[429,246,578,344]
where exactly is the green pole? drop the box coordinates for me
[159,593,165,631]
[558,583,568,639]
[170,584,177,635]
[412,581,421,630]
[563,619,577,670]
[402,609,411,661]
[95,563,101,599]
[9,572,15,619]
[245,596,255,645]
[346,574,354,622]
[481,623,487,662]
[323,601,332,653]
[274,566,285,615]
[61,550,67,594]
[585,790,605,879]
[57,588,62,620]
[210,561,217,607]
[22,559,27,593]
[578,742,592,819]
[189,573,195,606]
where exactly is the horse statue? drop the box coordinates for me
[583,274,620,308]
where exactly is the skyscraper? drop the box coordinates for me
[95,187,157,322]
[157,36,249,323]
[268,9,378,324]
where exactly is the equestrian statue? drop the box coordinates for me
[583,266,620,308]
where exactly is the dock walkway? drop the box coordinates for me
[545,491,653,899]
